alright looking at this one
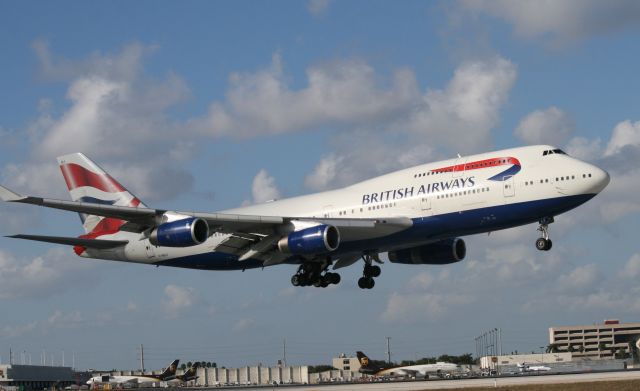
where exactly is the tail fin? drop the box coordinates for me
[159,359,180,380]
[356,351,371,368]
[57,153,146,236]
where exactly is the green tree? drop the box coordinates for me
[180,363,186,370]
[307,365,335,373]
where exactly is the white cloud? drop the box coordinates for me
[460,0,640,45]
[162,284,197,317]
[604,120,640,156]
[405,57,516,152]
[514,107,574,145]
[205,54,419,138]
[5,41,195,202]
[556,264,600,293]
[0,248,97,300]
[307,0,331,16]
[305,57,516,190]
[251,169,281,204]
[565,136,603,160]
[619,254,640,279]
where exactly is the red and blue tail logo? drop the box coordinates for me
[57,153,145,239]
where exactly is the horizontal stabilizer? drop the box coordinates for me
[0,184,22,202]
[7,234,128,249]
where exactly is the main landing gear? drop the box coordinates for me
[358,254,382,289]
[535,216,554,251]
[290,261,341,288]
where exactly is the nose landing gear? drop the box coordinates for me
[535,217,554,251]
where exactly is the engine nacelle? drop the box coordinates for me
[278,224,340,255]
[388,238,466,265]
[149,217,209,247]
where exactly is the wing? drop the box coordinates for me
[8,234,128,249]
[1,184,412,263]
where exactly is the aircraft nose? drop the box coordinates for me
[590,165,610,193]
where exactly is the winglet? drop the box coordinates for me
[0,184,22,202]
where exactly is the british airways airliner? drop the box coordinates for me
[0,145,609,289]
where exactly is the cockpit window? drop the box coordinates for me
[543,149,568,156]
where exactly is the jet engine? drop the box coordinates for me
[149,217,209,247]
[278,224,340,255]
[388,238,466,265]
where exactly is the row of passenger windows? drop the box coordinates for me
[333,171,597,216]
[523,173,593,187]
[436,187,490,199]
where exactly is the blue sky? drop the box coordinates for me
[2,0,640,370]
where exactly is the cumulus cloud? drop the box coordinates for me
[561,119,640,225]
[556,264,600,293]
[619,254,640,279]
[459,0,640,45]
[5,41,195,202]
[514,107,574,145]
[305,57,517,190]
[604,120,640,157]
[404,57,516,152]
[162,284,197,317]
[251,169,281,204]
[0,248,97,300]
[205,54,419,138]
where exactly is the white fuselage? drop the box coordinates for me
[84,145,609,270]
[377,362,461,377]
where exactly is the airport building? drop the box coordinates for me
[548,319,640,359]
[480,353,572,369]
[332,354,362,372]
[192,364,309,386]
[0,364,78,390]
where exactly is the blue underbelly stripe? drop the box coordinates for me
[154,194,595,271]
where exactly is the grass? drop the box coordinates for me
[422,379,640,391]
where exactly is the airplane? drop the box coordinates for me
[86,359,179,385]
[356,351,461,378]
[517,362,551,372]
[0,145,609,289]
[171,362,199,384]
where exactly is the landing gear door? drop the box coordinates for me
[503,175,515,197]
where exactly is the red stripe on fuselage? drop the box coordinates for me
[431,156,520,173]
[60,163,126,193]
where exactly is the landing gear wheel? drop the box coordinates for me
[370,265,381,278]
[536,238,552,251]
[535,217,554,251]
[358,277,375,289]
[291,275,301,286]
[535,238,548,251]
